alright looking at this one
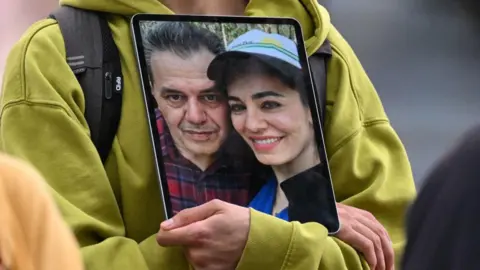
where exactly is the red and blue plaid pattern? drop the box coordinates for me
[156,109,263,214]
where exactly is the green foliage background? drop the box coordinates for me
[140,21,297,48]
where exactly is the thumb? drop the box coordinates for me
[160,199,224,231]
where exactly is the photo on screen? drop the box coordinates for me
[131,15,339,234]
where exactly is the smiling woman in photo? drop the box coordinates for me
[208,29,337,225]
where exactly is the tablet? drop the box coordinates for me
[131,14,340,234]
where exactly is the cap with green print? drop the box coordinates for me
[207,29,301,81]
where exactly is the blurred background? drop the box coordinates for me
[0,0,58,82]
[1,0,479,188]
[330,0,480,186]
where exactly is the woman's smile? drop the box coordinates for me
[249,136,285,152]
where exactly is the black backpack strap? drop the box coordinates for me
[49,6,123,163]
[309,40,332,125]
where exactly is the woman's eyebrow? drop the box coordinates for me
[227,96,241,102]
[251,91,284,100]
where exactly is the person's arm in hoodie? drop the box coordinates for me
[156,23,416,269]
[0,19,187,269]
[234,26,417,269]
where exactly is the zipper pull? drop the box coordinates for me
[104,72,113,100]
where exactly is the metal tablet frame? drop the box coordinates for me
[130,13,340,235]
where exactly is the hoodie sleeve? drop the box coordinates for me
[0,20,187,270]
[236,26,416,270]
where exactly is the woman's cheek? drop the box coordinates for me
[269,114,297,133]
[231,114,245,133]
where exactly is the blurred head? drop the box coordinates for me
[143,22,229,163]
[207,30,316,167]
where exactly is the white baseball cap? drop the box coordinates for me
[207,29,301,81]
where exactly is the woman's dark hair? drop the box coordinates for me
[219,56,309,106]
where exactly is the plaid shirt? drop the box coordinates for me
[156,110,266,214]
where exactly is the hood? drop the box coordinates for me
[59,0,331,54]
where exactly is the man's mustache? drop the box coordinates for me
[180,123,219,133]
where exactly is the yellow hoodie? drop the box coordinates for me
[0,0,416,269]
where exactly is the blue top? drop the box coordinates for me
[248,176,289,221]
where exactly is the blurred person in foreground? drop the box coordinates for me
[0,153,84,270]
[402,125,480,270]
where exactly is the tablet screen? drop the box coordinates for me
[131,15,339,234]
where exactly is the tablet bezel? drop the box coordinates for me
[130,13,340,235]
